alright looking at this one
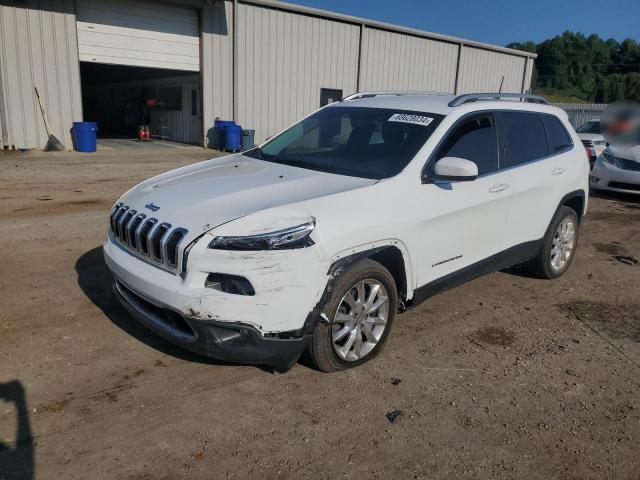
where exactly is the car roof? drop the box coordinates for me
[333,94,455,115]
[328,93,568,119]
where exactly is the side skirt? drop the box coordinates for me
[407,239,542,309]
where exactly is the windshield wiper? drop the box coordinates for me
[244,146,265,159]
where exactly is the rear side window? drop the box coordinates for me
[541,115,573,154]
[435,114,498,175]
[497,112,549,167]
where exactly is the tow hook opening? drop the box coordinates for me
[205,273,256,296]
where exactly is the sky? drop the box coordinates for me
[283,0,640,47]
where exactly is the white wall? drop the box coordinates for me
[235,2,360,143]
[359,27,459,93]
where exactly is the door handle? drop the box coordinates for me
[489,183,509,193]
[551,168,566,176]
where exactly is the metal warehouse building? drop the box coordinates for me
[0,0,536,150]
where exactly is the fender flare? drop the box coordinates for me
[300,241,413,334]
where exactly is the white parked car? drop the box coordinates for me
[576,119,607,169]
[104,92,589,372]
[590,144,640,194]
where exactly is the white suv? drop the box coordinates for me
[104,92,588,372]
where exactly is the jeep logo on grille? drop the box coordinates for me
[145,202,160,212]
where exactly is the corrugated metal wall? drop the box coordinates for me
[552,103,608,128]
[359,27,458,93]
[201,0,233,147]
[457,46,525,94]
[0,0,535,150]
[0,0,82,150]
[235,2,360,143]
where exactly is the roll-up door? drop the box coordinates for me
[76,0,200,71]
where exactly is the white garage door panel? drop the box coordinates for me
[77,0,200,71]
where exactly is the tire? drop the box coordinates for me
[527,206,579,279]
[307,258,398,373]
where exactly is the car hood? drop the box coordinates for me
[118,154,377,240]
[608,145,640,161]
[578,133,604,142]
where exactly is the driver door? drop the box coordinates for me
[414,112,512,288]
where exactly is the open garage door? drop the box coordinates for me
[76,0,200,72]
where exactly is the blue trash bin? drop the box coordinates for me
[214,119,236,149]
[223,124,242,152]
[72,121,98,152]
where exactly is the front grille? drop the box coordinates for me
[615,157,640,171]
[109,203,188,274]
[608,181,640,192]
[581,140,593,147]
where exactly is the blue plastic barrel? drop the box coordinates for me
[214,119,236,149]
[72,121,98,152]
[223,125,242,151]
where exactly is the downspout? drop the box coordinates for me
[355,23,364,92]
[453,42,463,94]
[232,0,238,122]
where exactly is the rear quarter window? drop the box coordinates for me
[497,112,549,167]
[541,115,573,154]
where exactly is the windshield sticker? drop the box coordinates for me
[388,113,434,127]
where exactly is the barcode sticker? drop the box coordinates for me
[388,113,434,127]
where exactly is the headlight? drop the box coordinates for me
[208,220,315,251]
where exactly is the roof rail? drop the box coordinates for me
[448,93,549,107]
[342,91,449,101]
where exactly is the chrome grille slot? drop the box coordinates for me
[139,218,157,255]
[118,209,134,241]
[151,223,170,262]
[110,203,123,232]
[165,229,187,267]
[112,205,128,235]
[127,213,146,248]
[108,204,188,274]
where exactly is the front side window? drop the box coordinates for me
[576,121,601,134]
[245,106,444,179]
[497,112,549,167]
[433,114,498,175]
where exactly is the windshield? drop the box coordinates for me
[577,121,601,134]
[244,106,444,179]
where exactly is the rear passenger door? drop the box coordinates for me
[495,111,572,247]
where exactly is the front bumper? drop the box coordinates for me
[103,229,330,370]
[113,278,308,371]
[590,157,640,194]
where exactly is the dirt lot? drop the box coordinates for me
[1,148,639,480]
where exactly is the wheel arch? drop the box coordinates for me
[559,189,586,223]
[328,241,412,306]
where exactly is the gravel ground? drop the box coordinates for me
[1,148,639,480]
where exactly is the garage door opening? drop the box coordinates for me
[80,62,202,145]
[76,0,202,146]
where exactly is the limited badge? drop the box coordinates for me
[388,113,434,127]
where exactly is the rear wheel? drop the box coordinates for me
[527,206,579,279]
[307,258,398,372]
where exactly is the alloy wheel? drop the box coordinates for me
[332,279,389,361]
[550,216,576,272]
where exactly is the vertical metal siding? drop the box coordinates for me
[359,27,458,93]
[457,46,524,94]
[235,3,359,143]
[201,0,233,146]
[0,0,81,150]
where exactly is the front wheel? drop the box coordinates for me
[527,206,579,279]
[307,258,398,372]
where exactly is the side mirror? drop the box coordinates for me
[428,156,478,182]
